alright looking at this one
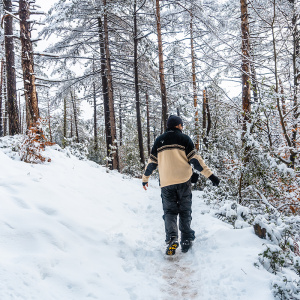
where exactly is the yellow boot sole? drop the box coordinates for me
[166,241,179,255]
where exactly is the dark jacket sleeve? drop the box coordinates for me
[142,139,158,183]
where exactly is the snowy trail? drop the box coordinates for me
[144,186,201,299]
[0,145,275,299]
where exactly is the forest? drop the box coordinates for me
[1,0,299,210]
[0,0,300,297]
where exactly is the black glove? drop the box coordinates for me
[142,182,148,186]
[191,173,199,183]
[208,174,220,186]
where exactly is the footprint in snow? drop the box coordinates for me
[161,251,199,299]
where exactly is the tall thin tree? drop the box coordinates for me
[92,57,98,152]
[3,0,20,135]
[70,91,79,143]
[63,97,67,148]
[133,0,145,166]
[19,0,39,128]
[146,90,151,157]
[97,16,112,158]
[155,0,168,131]
[240,0,251,140]
[103,0,119,170]
[290,0,299,167]
[190,10,199,150]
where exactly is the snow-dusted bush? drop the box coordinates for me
[63,137,89,160]
[258,244,292,274]
[0,135,23,160]
[214,200,251,228]
[272,275,300,300]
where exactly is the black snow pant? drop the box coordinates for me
[161,180,195,243]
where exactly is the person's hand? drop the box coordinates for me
[208,174,220,186]
[191,173,199,183]
[142,182,148,190]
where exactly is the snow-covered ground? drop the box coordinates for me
[0,142,276,300]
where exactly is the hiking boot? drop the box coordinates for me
[165,237,179,256]
[181,239,192,253]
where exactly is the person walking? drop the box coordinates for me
[142,115,220,255]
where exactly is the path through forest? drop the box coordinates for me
[0,143,275,299]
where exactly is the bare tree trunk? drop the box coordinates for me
[279,78,287,128]
[134,0,145,166]
[97,16,112,158]
[22,106,25,135]
[202,89,207,147]
[70,91,79,143]
[4,99,8,136]
[239,0,252,202]
[206,89,212,141]
[146,90,151,157]
[47,100,52,143]
[4,0,20,135]
[190,12,200,151]
[70,114,73,138]
[92,58,98,152]
[0,59,3,137]
[18,92,22,133]
[3,63,8,136]
[103,0,119,170]
[19,0,39,128]
[291,0,299,167]
[155,0,168,131]
[63,98,67,148]
[240,0,251,140]
[119,98,122,147]
[250,51,258,102]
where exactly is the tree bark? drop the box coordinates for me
[4,99,8,136]
[119,97,122,147]
[92,58,98,152]
[291,0,299,167]
[0,59,4,137]
[134,0,145,166]
[19,0,39,128]
[47,100,52,143]
[4,0,20,135]
[103,0,119,170]
[279,78,287,128]
[250,49,258,103]
[240,0,251,140]
[63,97,67,148]
[18,92,22,133]
[190,12,200,151]
[3,65,8,136]
[155,0,168,131]
[202,88,207,147]
[206,89,211,142]
[146,90,151,157]
[70,91,79,143]
[97,16,112,158]
[70,114,73,138]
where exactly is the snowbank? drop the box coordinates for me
[0,144,275,299]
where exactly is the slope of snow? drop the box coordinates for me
[0,145,275,299]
